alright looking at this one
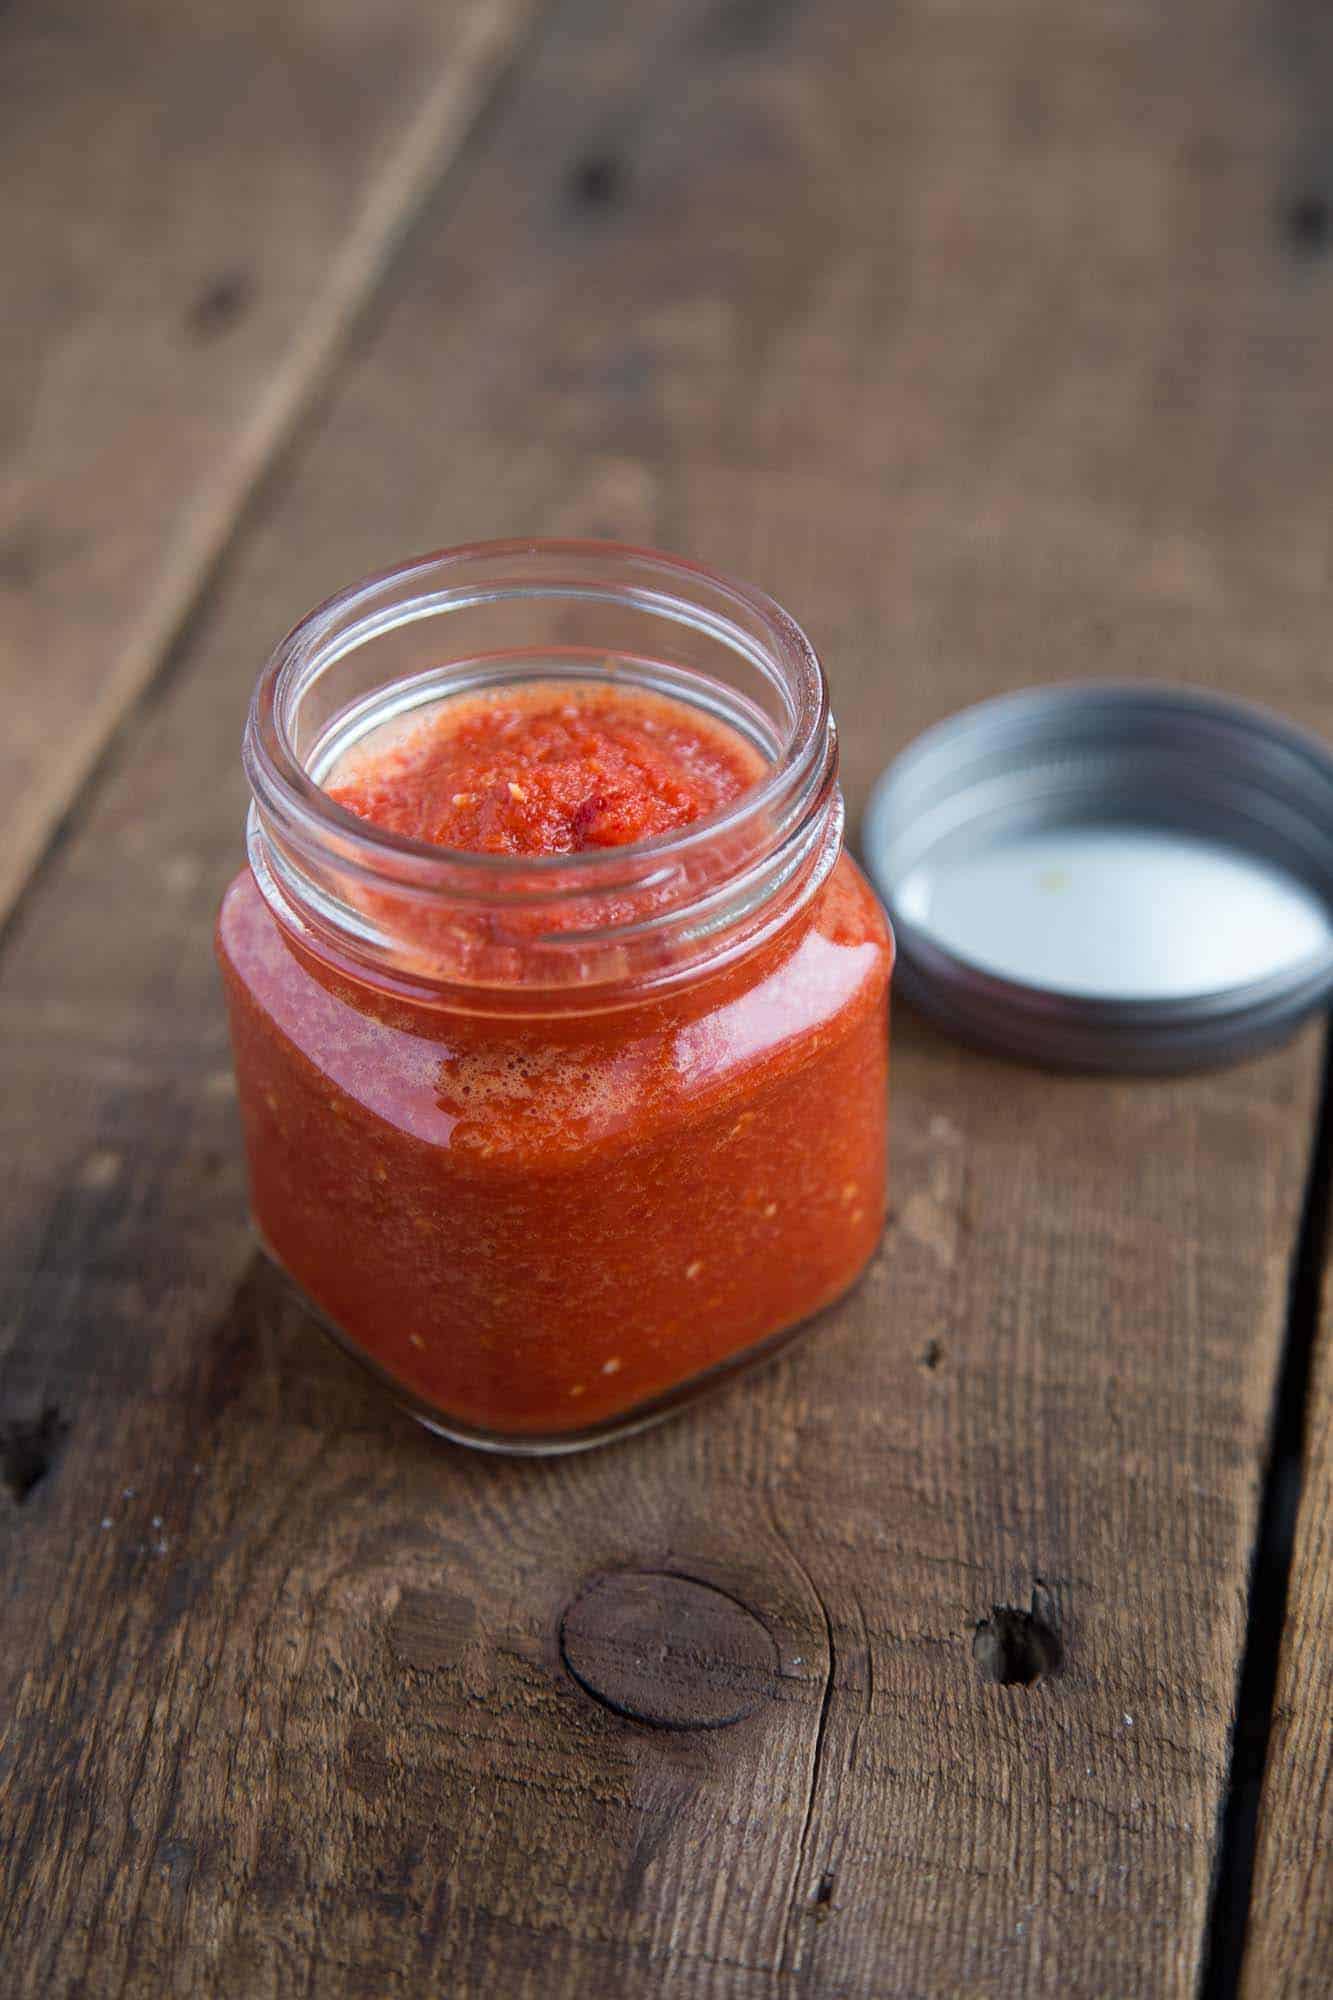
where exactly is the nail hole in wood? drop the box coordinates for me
[1,1405,70,1504]
[568,151,625,211]
[1283,192,1329,255]
[186,270,255,341]
[972,1604,1060,1686]
[920,1339,943,1371]
[808,1869,837,1923]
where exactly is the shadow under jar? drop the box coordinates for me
[217,541,893,1452]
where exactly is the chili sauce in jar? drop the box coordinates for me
[218,542,892,1450]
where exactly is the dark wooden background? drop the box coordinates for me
[3,2,1332,1993]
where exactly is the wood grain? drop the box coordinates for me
[3,0,1333,1994]
[0,0,535,926]
[1240,1262,1333,1997]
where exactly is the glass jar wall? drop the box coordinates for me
[217,542,892,1451]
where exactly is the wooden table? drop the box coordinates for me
[3,2,1332,1993]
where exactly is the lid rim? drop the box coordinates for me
[863,682,1333,1071]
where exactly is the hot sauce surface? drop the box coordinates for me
[326,682,760,856]
[218,680,890,1440]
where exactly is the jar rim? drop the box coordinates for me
[242,539,842,1007]
[245,538,830,900]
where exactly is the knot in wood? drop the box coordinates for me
[560,1570,779,1729]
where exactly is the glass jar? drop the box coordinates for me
[217,542,893,1452]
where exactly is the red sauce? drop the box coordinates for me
[327,683,759,855]
[218,681,891,1443]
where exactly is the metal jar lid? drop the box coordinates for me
[861,683,1333,1071]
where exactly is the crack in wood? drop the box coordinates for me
[770,1504,837,1975]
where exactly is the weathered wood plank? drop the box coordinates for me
[1240,1261,1333,1998]
[0,0,535,925]
[3,0,1333,1995]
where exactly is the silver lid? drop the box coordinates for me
[862,684,1333,1071]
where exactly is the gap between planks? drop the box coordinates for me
[1200,1015,1333,1998]
[0,0,542,935]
